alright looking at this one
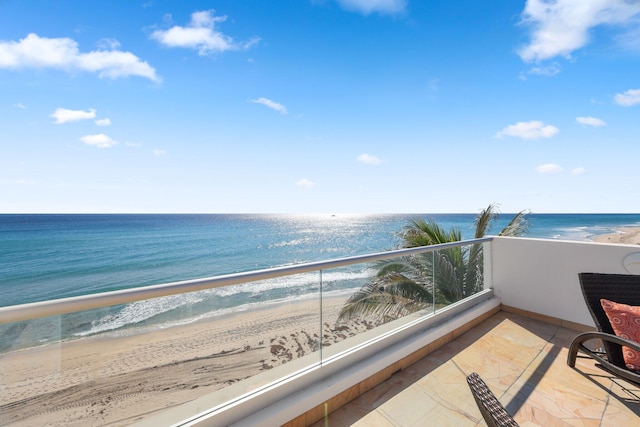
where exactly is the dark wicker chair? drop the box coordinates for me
[466,372,519,427]
[567,272,640,385]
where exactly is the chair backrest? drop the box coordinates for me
[578,272,640,367]
[466,372,518,427]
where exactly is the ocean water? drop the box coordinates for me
[2,213,640,351]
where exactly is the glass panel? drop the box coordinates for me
[317,263,379,358]
[0,276,322,426]
[1,240,485,426]
[322,254,440,358]
[322,242,487,357]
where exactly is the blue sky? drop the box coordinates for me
[1,0,639,214]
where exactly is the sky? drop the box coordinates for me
[1,0,639,214]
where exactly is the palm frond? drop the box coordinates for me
[498,210,530,237]
[337,279,431,324]
[339,204,527,324]
[401,218,461,248]
[377,274,433,302]
[465,242,484,295]
[432,250,464,302]
[473,203,500,238]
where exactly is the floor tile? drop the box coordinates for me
[312,312,640,427]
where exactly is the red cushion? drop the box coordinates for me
[601,298,640,371]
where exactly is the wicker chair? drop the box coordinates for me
[567,272,640,385]
[466,372,519,427]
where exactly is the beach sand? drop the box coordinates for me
[593,227,640,245]
[0,295,376,426]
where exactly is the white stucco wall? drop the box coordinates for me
[490,236,640,327]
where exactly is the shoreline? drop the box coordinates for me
[592,227,640,245]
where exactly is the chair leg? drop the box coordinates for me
[567,332,601,368]
[567,338,582,367]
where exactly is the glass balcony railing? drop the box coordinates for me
[0,238,491,426]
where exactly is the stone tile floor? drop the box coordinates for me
[312,311,640,426]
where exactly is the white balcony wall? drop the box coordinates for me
[490,236,640,327]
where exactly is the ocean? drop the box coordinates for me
[2,213,640,351]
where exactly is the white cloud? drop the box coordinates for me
[571,167,587,175]
[518,0,640,62]
[336,0,406,15]
[576,116,606,127]
[50,108,96,124]
[357,153,382,165]
[14,102,26,109]
[296,178,316,188]
[535,163,563,174]
[76,50,160,80]
[495,120,559,140]
[153,149,166,156]
[519,63,562,80]
[614,88,640,106]
[151,10,259,56]
[95,118,111,126]
[97,38,121,50]
[251,97,287,114]
[527,63,561,77]
[80,133,117,148]
[0,33,159,81]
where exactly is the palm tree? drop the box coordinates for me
[338,204,528,324]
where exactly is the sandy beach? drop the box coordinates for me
[593,227,640,245]
[0,295,376,426]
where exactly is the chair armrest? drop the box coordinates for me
[568,331,640,382]
[571,331,640,354]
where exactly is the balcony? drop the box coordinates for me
[1,236,640,426]
[302,310,640,426]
